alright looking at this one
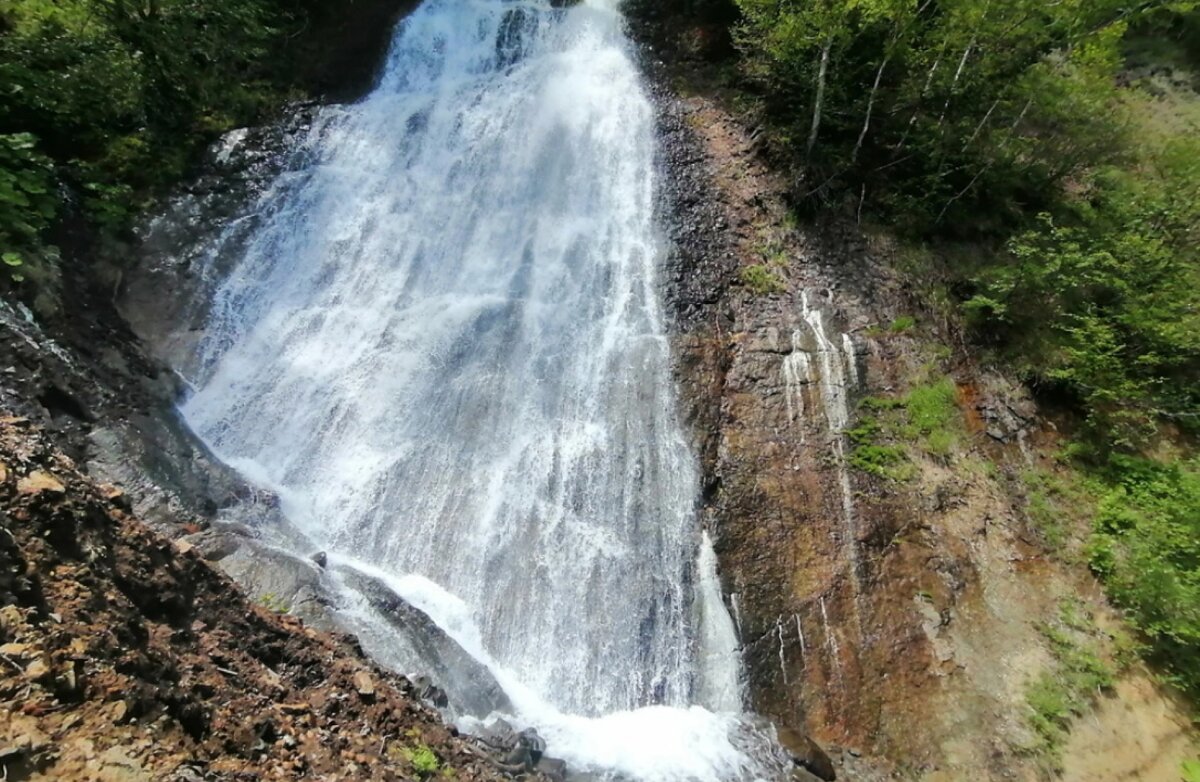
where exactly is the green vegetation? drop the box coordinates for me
[0,0,366,315]
[1023,601,1117,771]
[847,375,964,478]
[1089,457,1200,699]
[256,592,290,613]
[402,744,442,776]
[739,263,787,294]
[901,377,960,456]
[1183,759,1200,782]
[1018,467,1097,552]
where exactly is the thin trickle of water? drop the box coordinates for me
[819,596,844,687]
[781,333,810,432]
[173,0,785,779]
[775,617,788,685]
[781,292,864,580]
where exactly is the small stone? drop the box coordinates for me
[176,541,195,556]
[0,643,30,658]
[48,613,62,624]
[278,703,309,714]
[0,462,8,482]
[311,551,328,568]
[99,484,125,501]
[24,659,51,681]
[352,671,375,698]
[112,701,129,723]
[17,471,65,495]
[0,605,23,632]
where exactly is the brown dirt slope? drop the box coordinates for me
[0,415,516,782]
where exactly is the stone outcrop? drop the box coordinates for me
[0,416,533,781]
[643,42,1198,780]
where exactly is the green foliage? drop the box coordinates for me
[1018,467,1097,551]
[966,136,1200,449]
[848,442,911,481]
[888,315,915,334]
[256,592,290,613]
[1182,759,1200,782]
[739,263,786,294]
[0,0,343,313]
[402,744,441,776]
[1023,607,1116,769]
[847,378,963,478]
[730,0,1177,224]
[1089,457,1200,698]
[0,134,58,257]
[899,378,960,455]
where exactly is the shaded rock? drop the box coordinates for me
[333,565,512,717]
[535,756,568,782]
[775,727,836,781]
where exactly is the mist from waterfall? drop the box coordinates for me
[178,1,779,779]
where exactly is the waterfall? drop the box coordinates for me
[176,0,785,780]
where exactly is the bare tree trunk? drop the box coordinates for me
[852,56,890,163]
[806,37,833,160]
[895,53,941,154]
[936,38,976,128]
[935,163,991,223]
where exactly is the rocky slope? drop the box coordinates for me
[644,38,1199,782]
[0,415,539,781]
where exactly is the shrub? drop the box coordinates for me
[739,263,786,294]
[1089,457,1200,698]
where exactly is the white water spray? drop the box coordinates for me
[176,0,781,779]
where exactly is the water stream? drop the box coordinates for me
[177,1,785,779]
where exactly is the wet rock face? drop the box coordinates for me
[121,106,322,381]
[639,48,1053,777]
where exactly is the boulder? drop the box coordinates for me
[775,726,836,781]
[333,565,512,717]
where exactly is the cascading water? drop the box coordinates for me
[178,0,786,779]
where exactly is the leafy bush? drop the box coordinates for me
[402,744,441,776]
[1089,457,1200,698]
[0,134,58,262]
[0,0,351,313]
[739,263,786,294]
[1023,607,1116,769]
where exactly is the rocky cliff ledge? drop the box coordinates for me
[644,42,1198,782]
